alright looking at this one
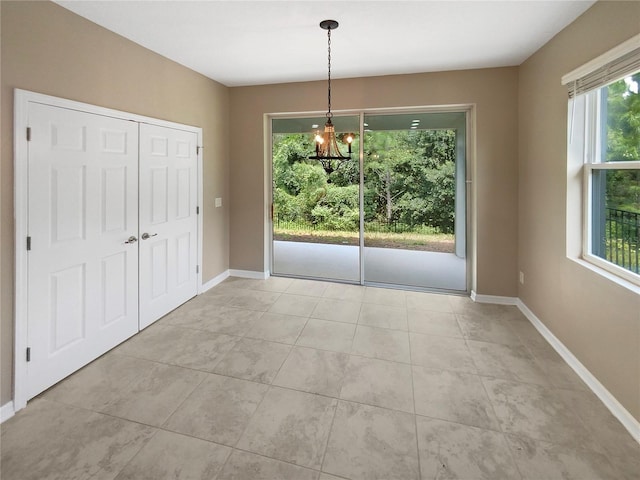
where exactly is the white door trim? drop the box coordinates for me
[13,89,204,412]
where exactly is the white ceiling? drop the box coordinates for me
[54,0,596,87]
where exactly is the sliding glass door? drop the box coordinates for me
[362,112,466,291]
[270,110,468,292]
[271,115,361,282]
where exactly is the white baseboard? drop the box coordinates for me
[517,299,640,444]
[228,269,269,280]
[200,270,230,293]
[470,291,518,305]
[1,401,15,423]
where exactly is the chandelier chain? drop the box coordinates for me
[327,27,332,118]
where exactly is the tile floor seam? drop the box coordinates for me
[347,347,413,367]
[213,442,242,478]
[229,333,303,348]
[354,321,410,334]
[154,321,249,341]
[252,380,417,417]
[270,316,312,382]
[336,381,418,417]
[155,402,271,450]
[231,383,277,454]
[109,423,163,480]
[111,350,233,378]
[160,371,210,431]
[493,429,527,480]
[348,304,363,353]
[308,314,358,325]
[293,335,353,355]
[406,326,423,480]
[39,396,169,434]
[473,368,527,480]
[317,395,341,477]
[228,445,325,476]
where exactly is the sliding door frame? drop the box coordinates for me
[266,104,475,293]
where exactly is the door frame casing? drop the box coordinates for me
[265,104,475,293]
[13,89,204,412]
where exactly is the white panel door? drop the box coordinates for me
[27,103,139,399]
[139,124,198,329]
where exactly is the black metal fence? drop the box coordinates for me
[606,207,639,274]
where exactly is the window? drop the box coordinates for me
[564,36,640,286]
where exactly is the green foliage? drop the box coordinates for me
[606,74,640,163]
[605,75,640,213]
[363,129,456,233]
[311,184,360,230]
[272,127,458,234]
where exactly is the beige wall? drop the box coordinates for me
[229,68,519,297]
[0,1,230,405]
[518,1,640,421]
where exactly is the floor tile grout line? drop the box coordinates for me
[227,446,326,476]
[230,382,277,455]
[158,368,211,431]
[407,326,423,480]
[501,431,531,480]
[268,318,310,387]
[103,419,163,479]
[318,395,340,476]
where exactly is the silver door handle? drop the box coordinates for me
[141,232,157,240]
[124,236,138,244]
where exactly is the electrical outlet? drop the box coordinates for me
[519,271,525,284]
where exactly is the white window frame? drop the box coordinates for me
[569,73,640,286]
[576,79,640,286]
[563,34,640,289]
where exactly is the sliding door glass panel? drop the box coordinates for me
[272,116,361,282]
[362,112,466,291]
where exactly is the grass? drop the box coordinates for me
[273,228,455,253]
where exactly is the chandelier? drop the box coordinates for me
[309,20,353,171]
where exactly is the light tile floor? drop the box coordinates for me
[2,276,639,480]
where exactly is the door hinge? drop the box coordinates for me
[26,236,31,251]
[26,127,31,142]
[26,347,31,362]
[196,206,200,215]
[196,265,199,274]
[197,146,203,155]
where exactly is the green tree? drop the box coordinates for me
[272,133,359,226]
[363,129,456,233]
[605,74,640,213]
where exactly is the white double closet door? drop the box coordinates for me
[26,103,198,400]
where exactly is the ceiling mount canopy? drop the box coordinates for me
[309,19,354,168]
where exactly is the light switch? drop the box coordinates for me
[215,197,222,208]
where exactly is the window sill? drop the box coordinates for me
[568,256,640,295]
